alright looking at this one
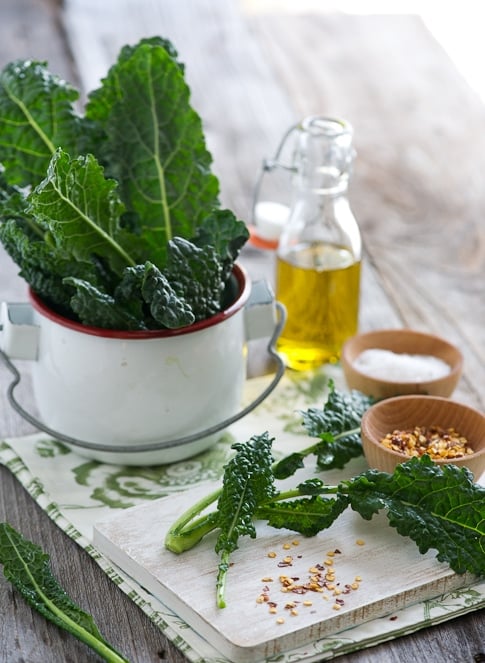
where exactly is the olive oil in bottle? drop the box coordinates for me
[276,243,360,369]
[275,116,361,371]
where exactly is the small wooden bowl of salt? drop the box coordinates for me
[341,328,463,399]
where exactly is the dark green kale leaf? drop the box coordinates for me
[0,523,129,662]
[214,433,277,607]
[193,209,250,282]
[256,494,350,537]
[344,455,485,576]
[302,383,373,469]
[28,149,133,276]
[0,216,101,313]
[63,277,146,330]
[165,237,224,321]
[139,261,195,328]
[273,381,373,478]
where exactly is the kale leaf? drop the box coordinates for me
[0,38,249,330]
[272,380,373,478]
[214,433,277,607]
[0,523,129,662]
[256,493,350,537]
[84,38,221,266]
[345,456,485,576]
[28,149,133,275]
[0,60,85,187]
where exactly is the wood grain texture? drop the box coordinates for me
[0,1,484,662]
[245,10,485,410]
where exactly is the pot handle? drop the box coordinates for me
[0,302,39,360]
[0,302,287,454]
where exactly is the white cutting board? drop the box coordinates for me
[93,481,476,663]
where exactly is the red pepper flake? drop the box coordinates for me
[256,540,362,623]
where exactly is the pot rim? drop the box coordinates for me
[29,263,250,339]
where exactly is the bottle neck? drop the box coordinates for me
[276,116,361,261]
[291,171,349,199]
[293,116,354,195]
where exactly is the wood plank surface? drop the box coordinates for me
[0,1,484,662]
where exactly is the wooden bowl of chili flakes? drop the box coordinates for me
[360,395,485,480]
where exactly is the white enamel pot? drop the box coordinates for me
[0,264,285,465]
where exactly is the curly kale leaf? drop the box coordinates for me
[214,433,277,607]
[116,249,219,329]
[165,237,225,321]
[303,383,373,469]
[84,37,185,175]
[273,381,373,478]
[140,261,195,328]
[344,455,485,576]
[63,277,146,330]
[216,433,277,554]
[66,260,197,330]
[193,209,249,282]
[0,215,103,314]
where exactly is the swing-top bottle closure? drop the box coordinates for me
[251,116,356,250]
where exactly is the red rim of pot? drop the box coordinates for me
[29,263,251,339]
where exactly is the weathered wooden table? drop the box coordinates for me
[0,1,484,661]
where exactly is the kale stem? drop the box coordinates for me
[164,488,221,553]
[44,593,129,662]
[216,551,230,608]
[298,426,361,458]
[273,486,339,502]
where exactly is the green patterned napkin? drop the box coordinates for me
[1,366,483,662]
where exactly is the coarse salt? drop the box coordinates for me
[353,348,450,382]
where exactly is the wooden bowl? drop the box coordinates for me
[361,395,485,480]
[341,329,463,399]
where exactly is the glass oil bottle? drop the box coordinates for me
[275,116,361,371]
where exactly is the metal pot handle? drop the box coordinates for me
[0,302,286,454]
